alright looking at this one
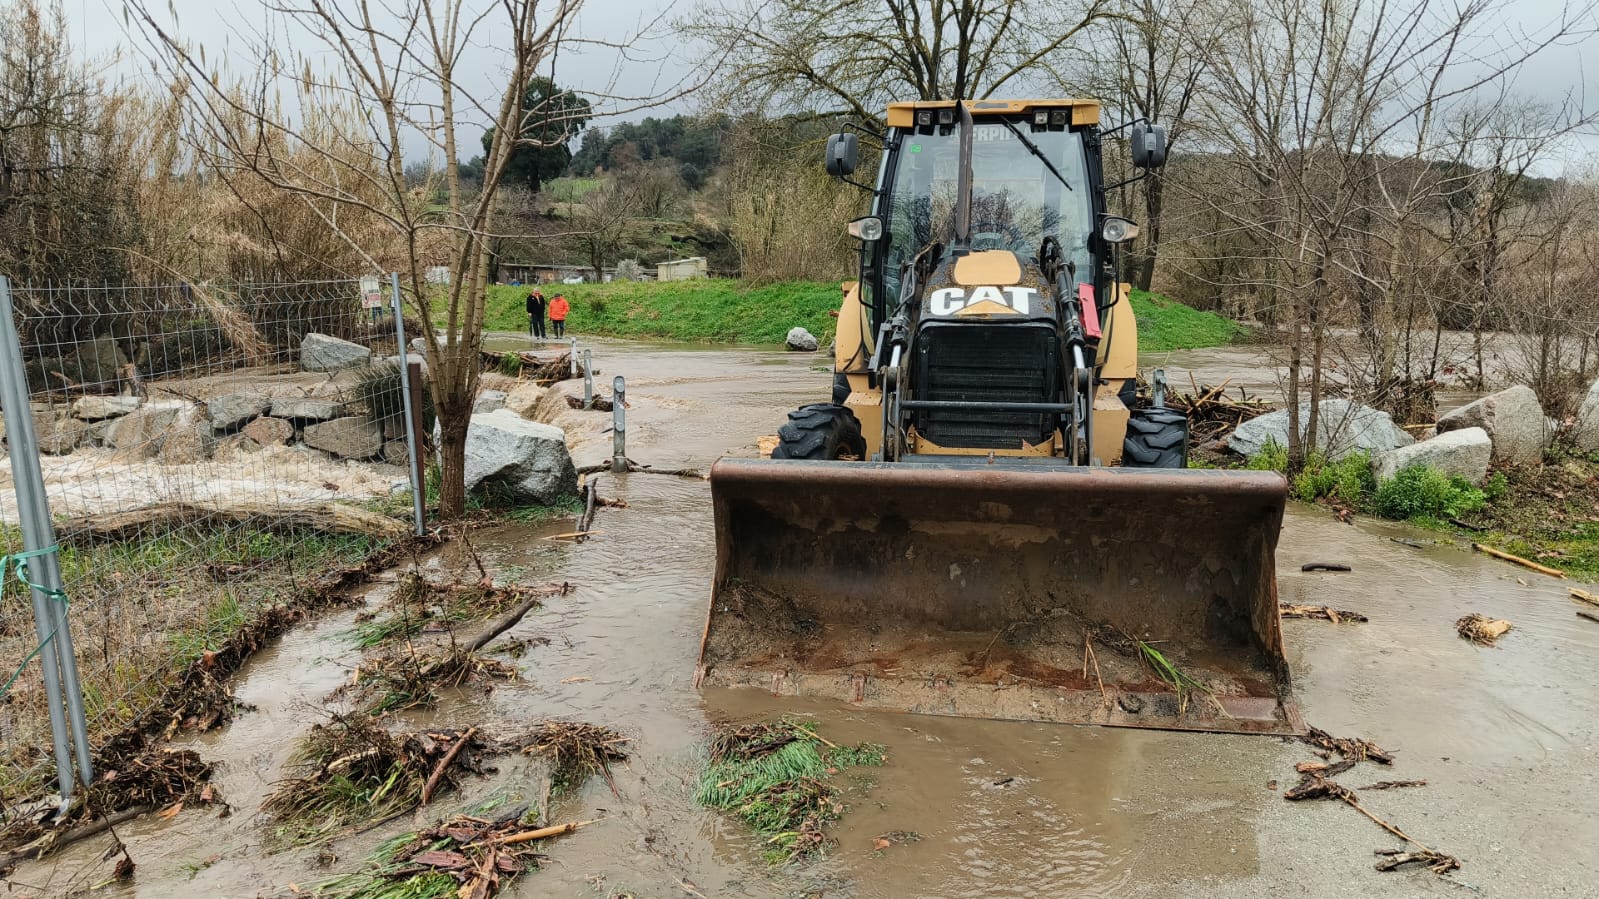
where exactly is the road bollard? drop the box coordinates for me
[570,337,578,376]
[612,376,626,473]
[583,349,594,409]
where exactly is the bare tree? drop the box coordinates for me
[127,0,679,518]
[569,178,644,280]
[1189,0,1596,468]
[684,0,1112,123]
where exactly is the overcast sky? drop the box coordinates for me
[63,0,1599,174]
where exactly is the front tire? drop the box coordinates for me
[773,403,866,460]
[1122,408,1188,468]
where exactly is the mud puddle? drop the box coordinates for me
[10,338,1599,897]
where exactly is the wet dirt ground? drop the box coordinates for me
[9,335,1597,897]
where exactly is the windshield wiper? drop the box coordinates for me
[1000,120,1073,192]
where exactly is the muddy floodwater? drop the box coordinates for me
[11,337,1597,898]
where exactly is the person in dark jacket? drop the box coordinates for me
[526,288,546,339]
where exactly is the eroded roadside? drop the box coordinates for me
[7,338,1597,898]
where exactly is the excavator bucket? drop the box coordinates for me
[697,458,1302,735]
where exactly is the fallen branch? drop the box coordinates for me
[1361,780,1427,790]
[497,818,599,845]
[1570,588,1599,608]
[1578,610,1599,625]
[1472,543,1565,578]
[459,587,560,655]
[421,726,477,805]
[0,805,151,873]
[1301,562,1351,572]
[1298,726,1394,764]
[1280,603,1368,623]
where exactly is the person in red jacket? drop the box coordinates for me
[549,294,570,338]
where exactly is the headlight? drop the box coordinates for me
[848,216,884,242]
[1101,216,1140,244]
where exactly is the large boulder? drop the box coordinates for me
[242,416,295,446]
[1372,427,1491,484]
[72,395,141,422]
[474,389,508,414]
[1437,385,1546,465]
[157,405,217,464]
[208,393,272,432]
[31,410,88,455]
[105,402,185,457]
[1227,399,1414,460]
[270,397,343,421]
[461,409,577,504]
[1574,377,1599,453]
[62,337,130,389]
[504,382,548,419]
[300,333,371,372]
[303,416,383,459]
[786,327,819,352]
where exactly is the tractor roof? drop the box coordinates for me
[885,99,1100,128]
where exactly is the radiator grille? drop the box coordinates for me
[912,324,1059,449]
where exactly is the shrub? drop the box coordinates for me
[1374,466,1487,521]
[1246,438,1288,472]
[1290,451,1375,504]
[1483,471,1509,503]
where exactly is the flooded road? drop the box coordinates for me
[12,337,1597,897]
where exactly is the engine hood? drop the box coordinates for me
[918,249,1057,323]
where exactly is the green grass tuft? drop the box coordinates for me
[696,719,886,864]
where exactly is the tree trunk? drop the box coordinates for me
[435,399,472,519]
[1136,168,1165,291]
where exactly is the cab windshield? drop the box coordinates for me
[882,118,1093,301]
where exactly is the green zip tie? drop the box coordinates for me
[0,545,69,698]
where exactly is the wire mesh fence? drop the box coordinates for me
[0,277,423,811]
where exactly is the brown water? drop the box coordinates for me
[11,337,1598,897]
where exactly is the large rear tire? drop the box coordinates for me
[773,403,866,460]
[1122,408,1188,468]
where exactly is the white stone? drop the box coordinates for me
[300,333,372,372]
[104,402,186,456]
[1436,385,1546,466]
[270,397,343,421]
[474,389,508,414]
[1227,399,1414,460]
[304,416,384,459]
[785,327,819,352]
[461,409,577,504]
[1372,427,1492,484]
[72,395,141,421]
[208,393,272,431]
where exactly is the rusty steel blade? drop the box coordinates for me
[697,458,1301,735]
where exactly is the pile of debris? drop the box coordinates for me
[1281,726,1458,876]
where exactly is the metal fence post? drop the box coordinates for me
[569,337,578,376]
[0,277,92,800]
[611,376,627,473]
[390,273,426,536]
[582,350,594,409]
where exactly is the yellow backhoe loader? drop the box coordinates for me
[697,99,1300,735]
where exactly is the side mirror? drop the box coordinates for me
[825,133,859,177]
[1130,122,1167,169]
[1101,216,1141,244]
[847,216,883,242]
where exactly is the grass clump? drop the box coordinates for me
[1373,465,1486,520]
[696,719,886,864]
[264,717,489,848]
